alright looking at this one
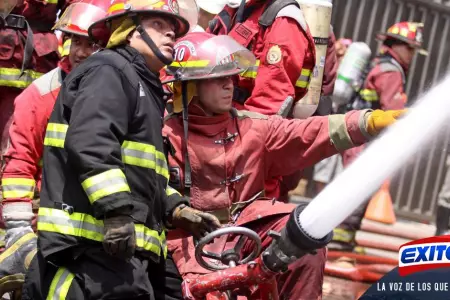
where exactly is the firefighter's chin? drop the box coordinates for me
[160,45,174,62]
[214,95,233,114]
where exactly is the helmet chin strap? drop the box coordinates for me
[131,15,173,66]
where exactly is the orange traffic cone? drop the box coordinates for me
[364,180,396,224]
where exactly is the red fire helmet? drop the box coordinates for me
[53,0,110,37]
[166,31,256,81]
[88,0,198,44]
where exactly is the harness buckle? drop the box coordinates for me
[61,204,74,215]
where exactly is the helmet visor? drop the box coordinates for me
[169,35,256,80]
[53,3,107,35]
[0,0,17,19]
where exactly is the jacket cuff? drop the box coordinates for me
[91,193,134,219]
[164,187,190,229]
[345,109,373,146]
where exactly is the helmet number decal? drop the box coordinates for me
[172,40,195,62]
[174,47,186,61]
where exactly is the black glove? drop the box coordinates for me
[172,204,221,239]
[103,215,136,260]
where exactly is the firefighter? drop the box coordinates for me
[207,0,316,116]
[332,21,428,251]
[22,1,222,299]
[0,0,110,296]
[162,32,406,299]
[0,0,78,163]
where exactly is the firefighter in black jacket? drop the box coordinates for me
[22,0,222,299]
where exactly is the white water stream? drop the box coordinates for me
[299,75,450,239]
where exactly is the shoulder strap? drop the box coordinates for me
[259,0,305,31]
[374,56,407,85]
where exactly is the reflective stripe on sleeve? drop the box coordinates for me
[122,140,169,179]
[1,178,36,199]
[44,123,68,148]
[0,68,43,89]
[42,124,169,179]
[46,267,75,300]
[295,69,312,88]
[240,60,312,89]
[81,169,130,204]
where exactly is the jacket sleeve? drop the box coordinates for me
[64,65,136,219]
[264,110,371,177]
[374,71,407,110]
[243,17,313,115]
[1,85,45,204]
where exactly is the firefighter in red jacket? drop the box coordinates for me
[332,22,428,251]
[163,32,406,299]
[206,0,316,116]
[0,0,77,163]
[0,0,110,295]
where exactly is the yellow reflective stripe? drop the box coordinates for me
[0,68,43,89]
[240,60,260,79]
[122,140,169,179]
[360,89,379,102]
[59,39,71,57]
[1,178,36,199]
[332,228,356,243]
[0,232,36,264]
[38,207,166,257]
[169,60,210,68]
[46,267,75,300]
[295,69,312,88]
[166,185,181,197]
[240,60,312,88]
[44,123,68,148]
[108,0,164,13]
[42,124,169,179]
[81,169,130,204]
[45,0,58,4]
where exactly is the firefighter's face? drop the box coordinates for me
[129,16,176,72]
[69,35,99,68]
[392,43,416,66]
[196,76,233,115]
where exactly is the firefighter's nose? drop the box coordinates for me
[166,30,175,41]
[223,77,233,89]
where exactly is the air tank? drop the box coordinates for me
[333,42,372,106]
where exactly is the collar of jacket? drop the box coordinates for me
[58,56,72,77]
[379,46,409,73]
[181,104,232,136]
[114,45,166,113]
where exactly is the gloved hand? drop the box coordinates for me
[0,230,37,297]
[0,202,37,297]
[171,204,221,239]
[103,214,136,260]
[365,109,407,136]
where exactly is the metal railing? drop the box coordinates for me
[331,0,450,222]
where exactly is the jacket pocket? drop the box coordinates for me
[0,29,18,61]
[130,196,150,224]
